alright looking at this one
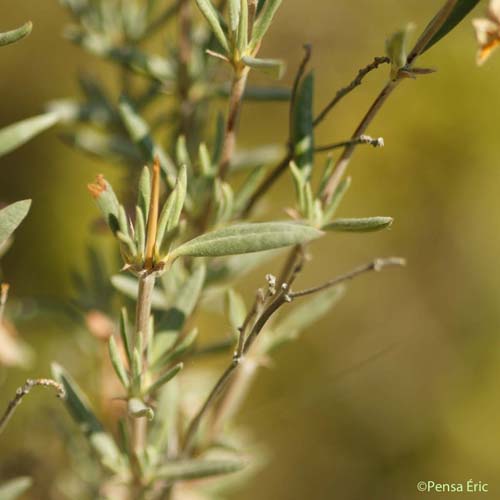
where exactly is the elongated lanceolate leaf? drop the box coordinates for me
[195,0,230,53]
[0,22,32,47]
[421,0,481,54]
[0,200,31,247]
[242,55,285,79]
[171,222,323,258]
[0,112,59,158]
[323,217,393,233]
[51,363,125,473]
[291,71,314,179]
[249,0,283,51]
[0,477,32,500]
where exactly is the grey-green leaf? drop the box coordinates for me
[51,362,103,435]
[0,112,59,158]
[0,21,32,47]
[0,477,32,500]
[421,0,480,54]
[155,458,246,481]
[108,336,129,388]
[323,217,393,233]
[195,0,230,53]
[171,222,323,258]
[0,200,31,247]
[118,97,176,183]
[291,71,314,179]
[242,55,285,79]
[144,362,183,395]
[249,0,283,51]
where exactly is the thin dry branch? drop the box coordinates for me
[0,378,65,435]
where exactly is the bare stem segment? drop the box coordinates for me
[218,67,250,179]
[131,272,155,457]
[0,379,65,435]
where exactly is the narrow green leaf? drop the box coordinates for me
[0,200,31,247]
[0,477,32,500]
[128,398,154,420]
[175,135,191,169]
[108,336,129,388]
[421,0,481,54]
[51,363,103,435]
[214,180,234,224]
[156,165,187,252]
[131,347,143,393]
[233,164,267,213]
[118,97,176,183]
[386,25,413,79]
[61,129,141,165]
[152,264,206,362]
[249,0,283,51]
[155,458,246,481]
[120,307,133,365]
[242,55,285,79]
[134,206,146,257]
[226,289,247,334]
[231,144,285,170]
[195,0,230,53]
[154,328,198,368]
[171,222,323,259]
[0,112,59,158]
[51,363,125,473]
[0,22,32,47]
[228,0,241,33]
[138,166,151,222]
[322,176,351,222]
[323,217,393,233]
[144,362,183,395]
[289,161,306,215]
[291,71,314,179]
[237,0,249,52]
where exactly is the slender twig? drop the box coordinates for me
[315,134,384,153]
[290,257,406,299]
[131,273,155,452]
[0,379,65,435]
[242,56,390,215]
[182,358,240,456]
[321,80,398,204]
[313,56,390,128]
[321,1,454,204]
[240,46,314,216]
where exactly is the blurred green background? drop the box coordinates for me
[2,1,500,499]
